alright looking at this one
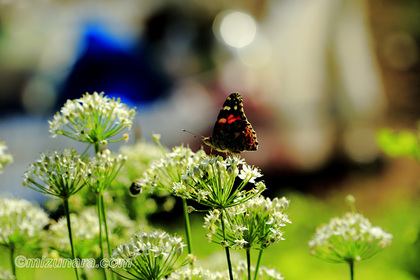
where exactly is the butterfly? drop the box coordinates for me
[202,92,258,155]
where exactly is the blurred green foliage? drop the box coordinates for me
[376,126,420,279]
[376,128,420,159]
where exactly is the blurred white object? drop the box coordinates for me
[262,0,385,169]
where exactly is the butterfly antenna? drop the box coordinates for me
[182,129,205,139]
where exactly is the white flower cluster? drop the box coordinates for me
[48,92,135,144]
[231,261,284,280]
[309,212,393,263]
[131,145,206,195]
[113,230,186,260]
[0,197,49,246]
[0,141,13,174]
[23,148,87,198]
[204,195,291,249]
[168,261,284,280]
[49,208,133,259]
[118,141,166,183]
[0,267,15,280]
[112,229,193,279]
[85,149,127,194]
[179,156,266,209]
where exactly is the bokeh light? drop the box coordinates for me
[214,10,257,48]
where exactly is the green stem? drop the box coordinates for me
[153,136,166,155]
[221,210,234,280]
[94,142,100,154]
[10,243,16,279]
[63,198,80,280]
[100,194,115,280]
[246,249,251,280]
[253,248,264,280]
[100,195,112,257]
[349,260,354,280]
[97,195,108,280]
[181,198,193,255]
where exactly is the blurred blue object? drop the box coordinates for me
[59,21,172,108]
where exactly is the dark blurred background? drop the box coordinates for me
[1,0,420,206]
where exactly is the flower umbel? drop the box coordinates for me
[0,197,49,279]
[204,195,291,249]
[23,148,88,199]
[48,92,135,146]
[181,156,266,209]
[85,149,127,195]
[309,212,393,263]
[0,197,49,247]
[112,229,194,280]
[131,145,206,196]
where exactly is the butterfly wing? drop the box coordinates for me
[206,92,258,154]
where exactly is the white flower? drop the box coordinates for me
[232,239,248,249]
[49,208,133,259]
[0,197,49,246]
[182,156,265,209]
[131,145,206,195]
[112,229,192,279]
[261,267,285,280]
[0,141,13,174]
[309,211,393,263]
[23,149,87,198]
[238,164,262,183]
[85,149,127,194]
[48,92,135,145]
[168,261,284,280]
[0,267,15,280]
[205,195,291,249]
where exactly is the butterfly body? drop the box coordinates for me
[203,92,258,154]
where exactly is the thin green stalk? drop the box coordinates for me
[153,136,166,155]
[181,198,193,255]
[349,260,354,280]
[246,249,251,280]
[253,247,264,280]
[100,195,112,257]
[63,198,80,280]
[94,142,100,154]
[221,210,234,280]
[10,243,16,279]
[100,194,115,280]
[97,195,109,280]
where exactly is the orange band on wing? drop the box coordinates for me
[227,114,241,124]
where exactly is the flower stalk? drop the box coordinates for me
[63,198,80,280]
[254,247,264,280]
[9,243,15,278]
[221,211,234,280]
[182,198,193,255]
[349,260,354,280]
[246,248,251,280]
[96,195,108,280]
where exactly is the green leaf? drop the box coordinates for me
[376,128,420,158]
